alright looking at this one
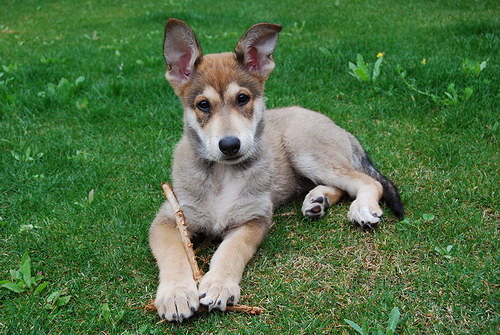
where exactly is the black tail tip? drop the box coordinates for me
[381,182,404,220]
[391,202,405,220]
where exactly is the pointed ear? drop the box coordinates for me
[234,23,282,78]
[163,18,202,90]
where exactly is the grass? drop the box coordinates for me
[0,0,498,333]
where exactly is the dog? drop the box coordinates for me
[149,19,404,322]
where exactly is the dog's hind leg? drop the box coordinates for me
[302,185,344,219]
[295,158,383,228]
[333,169,384,228]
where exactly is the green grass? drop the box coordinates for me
[0,0,498,334]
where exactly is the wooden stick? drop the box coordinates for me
[0,30,21,34]
[160,182,265,316]
[209,304,264,315]
[274,211,296,217]
[161,182,204,283]
[143,300,265,315]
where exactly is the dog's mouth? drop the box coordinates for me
[222,155,244,162]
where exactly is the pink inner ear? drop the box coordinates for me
[179,50,193,79]
[246,46,260,71]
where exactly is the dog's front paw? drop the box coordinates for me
[155,280,199,322]
[348,199,383,229]
[302,194,330,220]
[198,271,240,312]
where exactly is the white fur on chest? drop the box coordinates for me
[208,167,246,231]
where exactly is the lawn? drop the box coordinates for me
[0,0,498,334]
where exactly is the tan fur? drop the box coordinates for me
[180,53,264,106]
[150,20,398,322]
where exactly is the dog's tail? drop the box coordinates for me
[351,139,404,219]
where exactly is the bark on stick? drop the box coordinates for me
[161,182,204,283]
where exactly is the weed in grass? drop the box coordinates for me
[434,245,454,260]
[75,97,89,110]
[101,303,126,326]
[0,253,72,312]
[39,56,61,64]
[10,146,44,162]
[18,224,42,233]
[68,149,91,161]
[421,214,435,222]
[0,252,48,294]
[73,189,96,208]
[395,64,474,106]
[2,63,19,73]
[37,76,85,99]
[345,307,401,335]
[44,289,72,310]
[348,53,384,82]
[462,58,488,76]
[347,53,485,106]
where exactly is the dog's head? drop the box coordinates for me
[163,19,282,164]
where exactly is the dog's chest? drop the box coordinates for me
[208,169,246,221]
[180,164,271,235]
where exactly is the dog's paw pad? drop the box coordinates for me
[302,196,330,219]
[311,196,324,204]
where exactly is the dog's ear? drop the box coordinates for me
[163,19,202,90]
[234,23,282,79]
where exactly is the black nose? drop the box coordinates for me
[218,136,241,157]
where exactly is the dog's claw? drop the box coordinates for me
[348,200,383,228]
[198,271,241,312]
[154,282,199,322]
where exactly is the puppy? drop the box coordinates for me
[149,19,404,322]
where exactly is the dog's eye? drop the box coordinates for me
[237,94,249,106]
[197,100,210,113]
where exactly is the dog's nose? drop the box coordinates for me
[219,136,241,157]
